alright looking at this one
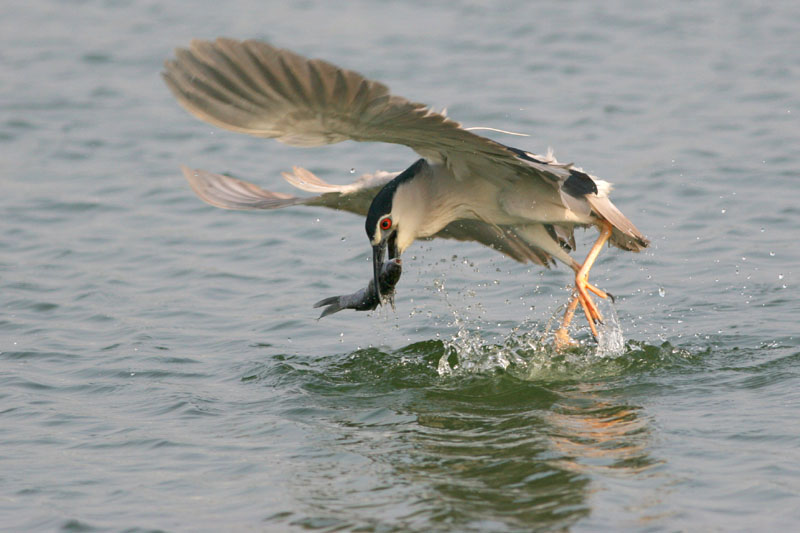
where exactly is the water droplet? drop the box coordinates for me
[658,287,666,297]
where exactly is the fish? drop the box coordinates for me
[314,258,402,318]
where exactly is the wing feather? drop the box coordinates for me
[163,38,560,184]
[167,39,649,254]
[432,221,554,266]
[181,166,395,216]
[183,166,566,265]
[181,167,305,210]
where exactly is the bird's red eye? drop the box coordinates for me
[380,217,392,230]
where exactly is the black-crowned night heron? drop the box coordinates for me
[163,38,649,345]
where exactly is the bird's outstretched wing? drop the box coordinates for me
[182,166,304,210]
[167,38,648,252]
[163,38,566,186]
[181,166,396,216]
[183,166,559,264]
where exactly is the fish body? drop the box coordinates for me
[314,259,402,318]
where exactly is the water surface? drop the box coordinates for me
[2,1,799,531]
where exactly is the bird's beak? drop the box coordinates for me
[372,240,387,303]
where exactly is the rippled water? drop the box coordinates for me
[2,0,799,531]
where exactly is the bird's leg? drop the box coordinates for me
[573,221,614,333]
[554,296,581,348]
[555,221,613,344]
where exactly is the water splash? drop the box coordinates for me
[593,299,625,358]
[438,317,538,376]
[437,294,628,378]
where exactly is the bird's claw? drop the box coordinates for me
[575,274,610,339]
[553,326,578,350]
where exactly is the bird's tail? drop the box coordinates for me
[585,194,649,251]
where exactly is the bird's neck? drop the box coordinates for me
[392,171,463,254]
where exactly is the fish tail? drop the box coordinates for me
[313,296,340,308]
[314,296,344,319]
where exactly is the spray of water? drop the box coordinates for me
[436,287,627,378]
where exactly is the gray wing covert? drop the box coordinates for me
[432,220,555,266]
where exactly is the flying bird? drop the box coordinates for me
[162,38,649,345]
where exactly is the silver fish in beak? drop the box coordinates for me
[314,258,402,319]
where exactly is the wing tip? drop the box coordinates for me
[179,166,304,210]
